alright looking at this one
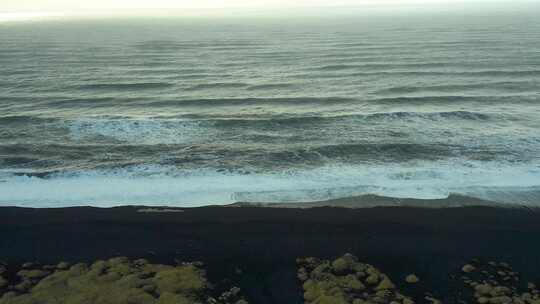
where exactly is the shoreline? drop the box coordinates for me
[0,193,531,210]
[229,194,516,209]
[1,197,539,303]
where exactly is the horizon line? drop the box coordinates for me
[1,1,537,23]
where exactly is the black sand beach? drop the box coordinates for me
[2,6,540,304]
[1,196,539,303]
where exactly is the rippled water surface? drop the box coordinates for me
[1,12,539,206]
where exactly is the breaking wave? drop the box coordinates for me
[1,161,539,207]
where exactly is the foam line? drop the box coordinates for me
[1,162,539,208]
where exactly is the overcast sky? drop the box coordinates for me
[0,0,524,11]
[0,0,534,22]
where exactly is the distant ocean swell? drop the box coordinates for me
[0,110,497,125]
[2,96,539,113]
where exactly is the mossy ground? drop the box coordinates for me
[297,254,540,304]
[0,258,208,304]
[1,255,538,304]
[297,254,414,304]
[458,259,540,304]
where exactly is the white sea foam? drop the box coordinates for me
[67,119,212,144]
[0,160,539,208]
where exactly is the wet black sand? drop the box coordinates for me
[1,197,539,303]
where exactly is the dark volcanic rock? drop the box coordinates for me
[297,254,415,304]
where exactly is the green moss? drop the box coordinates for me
[0,277,7,289]
[155,292,192,304]
[55,262,69,270]
[338,275,365,291]
[68,263,88,275]
[0,258,208,304]
[298,254,412,304]
[365,274,379,285]
[89,260,108,274]
[303,279,316,291]
[313,294,348,304]
[374,276,395,291]
[17,270,49,280]
[154,265,206,295]
[332,258,349,274]
[304,290,320,302]
[313,262,331,276]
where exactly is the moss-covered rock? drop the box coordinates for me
[216,286,248,304]
[0,257,209,304]
[154,264,206,295]
[374,276,395,291]
[16,270,50,281]
[339,275,365,291]
[365,274,379,285]
[313,294,349,304]
[463,264,476,273]
[298,267,309,282]
[332,258,350,274]
[461,260,540,304]
[297,254,412,304]
[55,262,69,270]
[405,274,419,284]
[1,292,17,300]
[20,263,34,270]
[403,298,415,304]
[0,277,7,289]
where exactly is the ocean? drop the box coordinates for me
[1,10,539,207]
